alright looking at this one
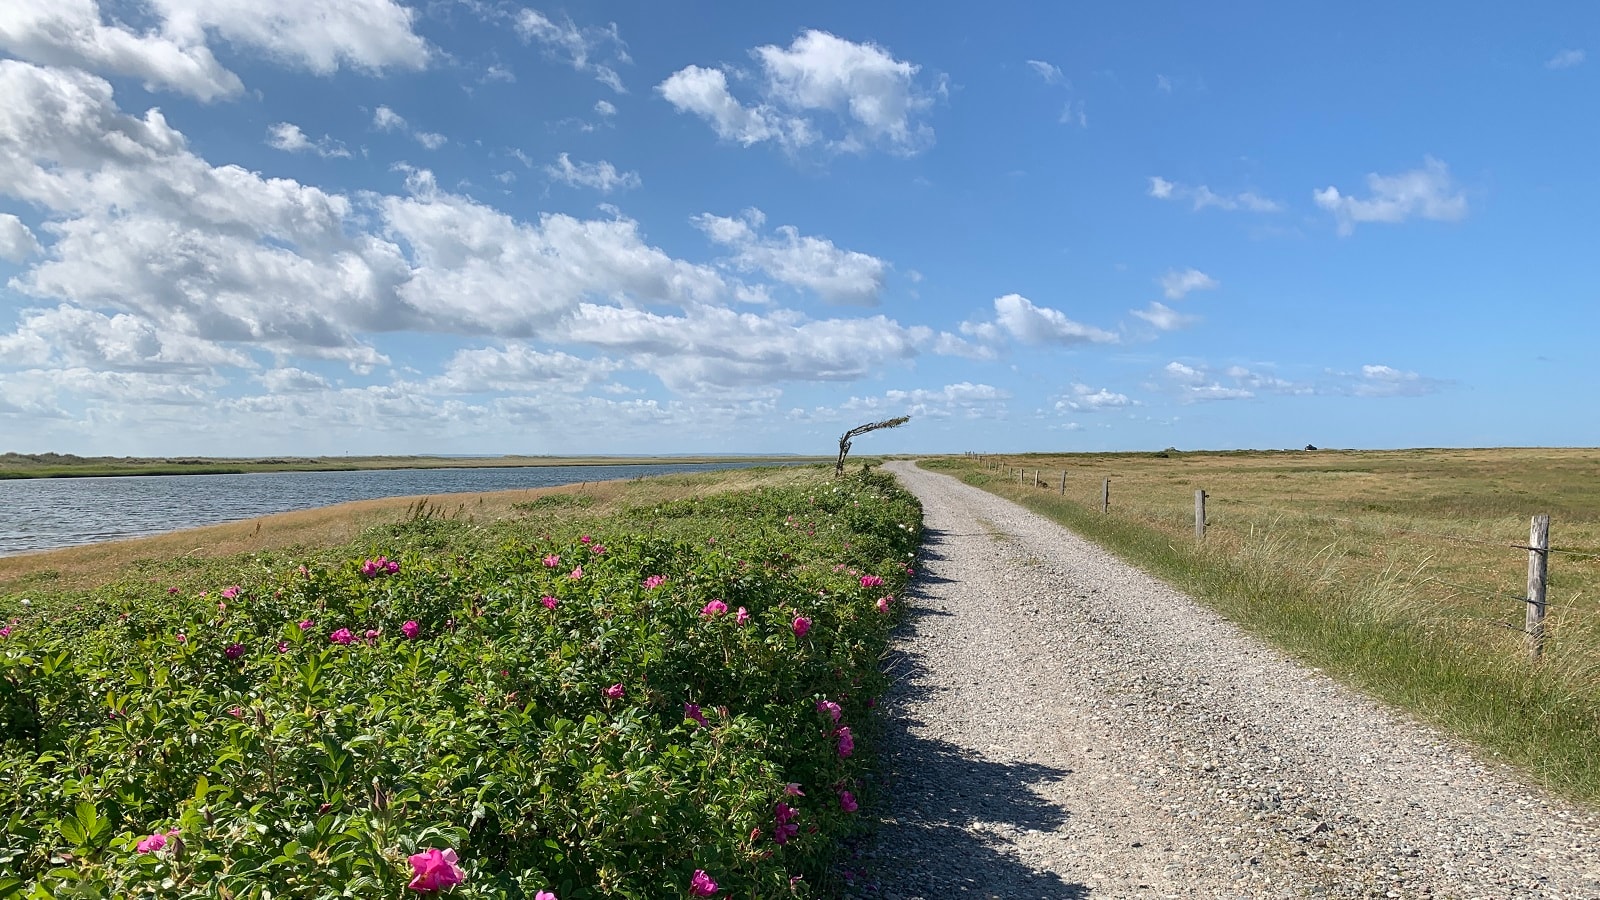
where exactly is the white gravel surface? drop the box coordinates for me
[853,461,1600,899]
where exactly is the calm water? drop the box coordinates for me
[0,462,795,556]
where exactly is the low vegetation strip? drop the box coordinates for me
[0,467,921,898]
[0,452,827,479]
[926,452,1600,809]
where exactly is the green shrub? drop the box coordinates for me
[0,471,921,899]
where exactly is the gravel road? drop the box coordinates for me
[853,461,1600,899]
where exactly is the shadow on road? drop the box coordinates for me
[849,547,1092,900]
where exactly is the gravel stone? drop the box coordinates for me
[851,462,1600,899]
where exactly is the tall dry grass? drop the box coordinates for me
[929,449,1600,808]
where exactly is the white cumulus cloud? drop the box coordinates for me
[829,382,1011,420]
[693,209,887,305]
[0,213,42,261]
[1546,49,1585,69]
[1354,364,1444,397]
[1148,176,1280,213]
[266,122,350,158]
[659,30,937,156]
[1056,383,1133,412]
[373,105,406,131]
[546,153,641,193]
[0,0,427,102]
[1026,59,1064,85]
[969,294,1119,347]
[514,9,628,92]
[1158,361,1253,402]
[1131,301,1200,331]
[1313,157,1468,235]
[1159,267,1218,300]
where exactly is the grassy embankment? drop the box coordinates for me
[0,463,920,898]
[0,452,828,480]
[925,448,1600,808]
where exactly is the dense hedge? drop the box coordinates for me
[0,469,922,898]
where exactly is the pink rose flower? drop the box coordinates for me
[541,595,558,610]
[643,575,666,590]
[876,596,892,614]
[860,574,885,588]
[579,535,591,544]
[407,847,465,892]
[735,607,750,625]
[542,554,561,568]
[836,725,854,758]
[816,700,842,722]
[276,641,289,653]
[791,616,812,638]
[221,586,241,600]
[224,643,244,660]
[784,783,804,796]
[0,626,10,638]
[175,633,187,643]
[568,565,584,580]
[684,702,707,727]
[839,789,858,813]
[773,802,800,844]
[689,869,718,896]
[329,628,355,645]
[536,892,557,900]
[402,620,420,639]
[298,619,314,631]
[135,828,178,854]
[604,683,625,700]
[700,600,727,617]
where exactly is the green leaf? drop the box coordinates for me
[55,818,84,847]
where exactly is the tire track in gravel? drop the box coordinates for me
[852,461,1600,900]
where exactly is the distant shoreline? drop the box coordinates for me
[0,453,830,480]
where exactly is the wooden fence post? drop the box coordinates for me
[1101,478,1110,513]
[1527,514,1549,662]
[1033,470,1039,488]
[1060,470,1066,496]
[1195,490,1207,542]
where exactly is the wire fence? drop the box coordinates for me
[972,457,1598,663]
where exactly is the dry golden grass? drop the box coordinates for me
[0,463,829,595]
[934,448,1600,803]
[978,448,1600,672]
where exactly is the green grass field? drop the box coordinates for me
[926,447,1600,809]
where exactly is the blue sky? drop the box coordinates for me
[0,2,1595,456]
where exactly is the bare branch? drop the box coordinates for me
[836,415,911,476]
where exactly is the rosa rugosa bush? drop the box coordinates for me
[0,468,920,898]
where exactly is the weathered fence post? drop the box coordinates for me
[1195,490,1207,542]
[1033,470,1039,488]
[1060,470,1066,496]
[1527,514,1549,662]
[1101,478,1110,513]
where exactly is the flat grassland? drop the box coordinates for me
[925,447,1600,806]
[0,452,826,479]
